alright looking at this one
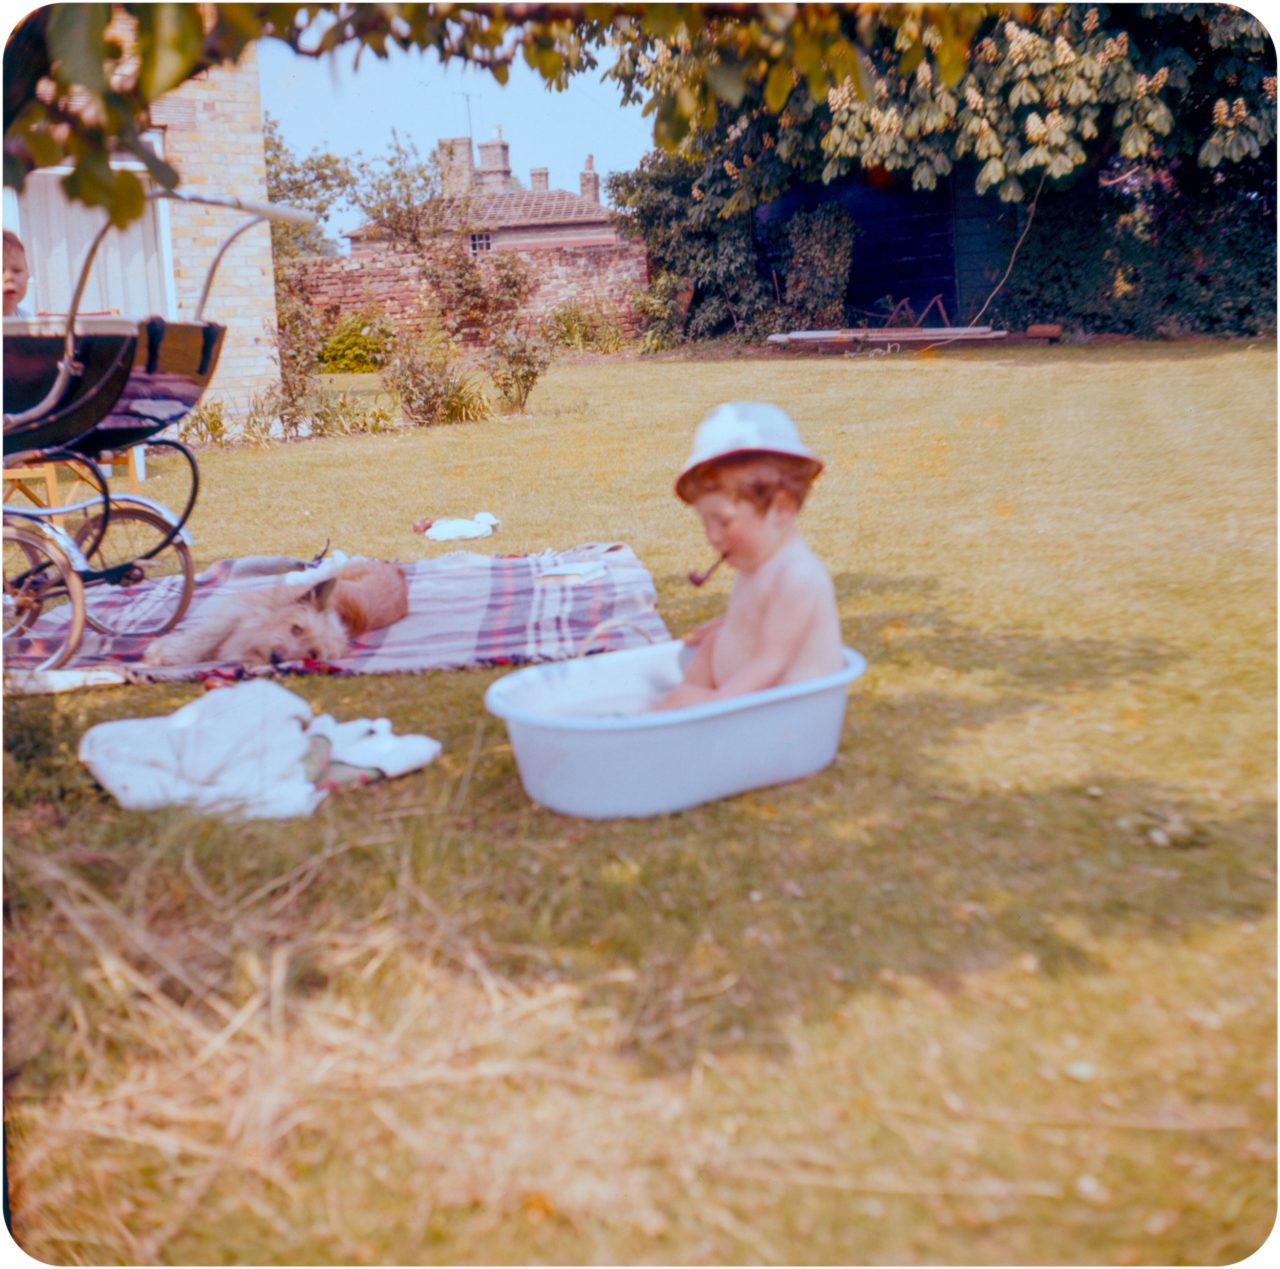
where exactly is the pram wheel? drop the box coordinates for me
[3,523,86,669]
[73,506,194,637]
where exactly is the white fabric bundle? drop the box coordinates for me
[78,679,440,819]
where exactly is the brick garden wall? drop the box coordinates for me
[293,241,649,340]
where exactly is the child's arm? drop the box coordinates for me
[653,615,721,710]
[700,571,819,700]
[682,614,725,646]
[653,573,819,709]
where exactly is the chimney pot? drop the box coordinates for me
[531,167,550,192]
[476,129,514,194]
[440,137,474,197]
[579,155,600,204]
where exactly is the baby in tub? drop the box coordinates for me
[654,401,843,711]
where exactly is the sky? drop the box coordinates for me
[256,39,657,247]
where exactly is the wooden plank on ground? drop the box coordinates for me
[767,327,1007,347]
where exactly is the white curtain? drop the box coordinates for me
[10,171,170,318]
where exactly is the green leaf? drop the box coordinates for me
[1146,100,1173,135]
[523,42,565,81]
[1066,76,1094,106]
[15,104,65,168]
[1119,122,1151,158]
[764,62,793,113]
[134,3,207,101]
[805,66,830,101]
[109,168,146,227]
[641,7,687,39]
[46,3,110,96]
[1009,79,1041,108]
[912,162,937,190]
[998,174,1025,202]
[653,93,690,149]
[63,146,116,212]
[850,48,876,103]
[705,58,746,107]
[1017,144,1049,172]
[976,156,1005,193]
[936,24,967,87]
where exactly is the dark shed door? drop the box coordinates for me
[756,173,959,323]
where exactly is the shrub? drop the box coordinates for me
[541,299,626,353]
[307,392,397,437]
[384,326,491,426]
[317,307,394,373]
[632,271,688,353]
[989,180,1276,337]
[484,330,552,413]
[421,244,533,343]
[238,389,284,448]
[775,205,858,328]
[179,399,230,447]
[273,270,323,436]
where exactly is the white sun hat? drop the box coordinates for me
[675,401,823,502]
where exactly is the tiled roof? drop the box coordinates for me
[348,189,611,239]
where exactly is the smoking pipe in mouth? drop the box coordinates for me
[688,553,726,587]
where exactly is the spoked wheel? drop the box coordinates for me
[3,523,87,670]
[73,506,195,636]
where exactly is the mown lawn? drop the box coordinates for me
[4,342,1275,1264]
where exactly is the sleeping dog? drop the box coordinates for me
[142,558,408,668]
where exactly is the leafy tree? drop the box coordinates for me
[610,4,1274,338]
[349,130,452,256]
[606,150,772,340]
[621,4,1274,214]
[262,113,357,258]
[4,3,1004,225]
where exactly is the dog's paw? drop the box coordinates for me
[141,638,177,666]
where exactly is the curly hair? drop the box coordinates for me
[678,451,819,511]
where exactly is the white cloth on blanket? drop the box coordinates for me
[282,549,353,584]
[78,680,441,819]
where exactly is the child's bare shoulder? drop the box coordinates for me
[762,537,834,608]
[778,537,833,585]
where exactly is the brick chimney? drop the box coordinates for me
[579,154,600,203]
[530,167,549,192]
[439,137,474,197]
[476,126,513,194]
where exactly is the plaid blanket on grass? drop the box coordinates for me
[6,543,670,685]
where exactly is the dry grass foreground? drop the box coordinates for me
[4,342,1275,1265]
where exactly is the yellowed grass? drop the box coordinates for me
[4,342,1275,1264]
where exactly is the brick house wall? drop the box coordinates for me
[294,240,649,339]
[150,44,279,406]
[314,135,650,343]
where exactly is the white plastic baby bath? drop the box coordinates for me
[484,640,867,818]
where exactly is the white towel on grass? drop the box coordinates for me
[78,679,440,819]
[423,512,499,541]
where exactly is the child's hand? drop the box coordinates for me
[683,615,725,647]
[653,682,716,711]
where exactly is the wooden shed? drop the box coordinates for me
[754,163,1017,325]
